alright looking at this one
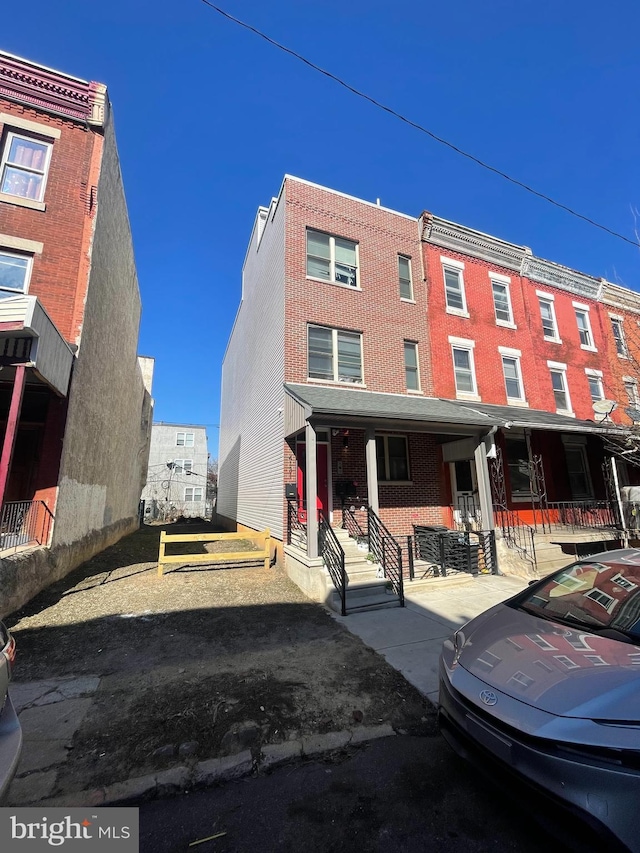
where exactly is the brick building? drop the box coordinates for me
[218,176,636,606]
[0,50,153,615]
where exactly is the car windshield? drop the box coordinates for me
[515,558,640,641]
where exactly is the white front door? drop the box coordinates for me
[450,460,480,528]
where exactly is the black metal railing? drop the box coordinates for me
[492,506,536,568]
[319,512,347,616]
[413,525,498,577]
[366,506,404,605]
[542,500,617,532]
[448,498,482,531]
[0,500,54,551]
[341,497,367,544]
[286,499,306,546]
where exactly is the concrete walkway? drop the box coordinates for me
[335,573,529,705]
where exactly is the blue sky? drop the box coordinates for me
[4,1,640,457]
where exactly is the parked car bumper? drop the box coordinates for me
[439,660,639,853]
[0,692,22,803]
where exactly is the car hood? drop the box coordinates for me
[457,605,640,720]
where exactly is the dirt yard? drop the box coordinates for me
[6,521,436,794]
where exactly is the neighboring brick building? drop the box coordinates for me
[0,50,153,615]
[141,423,209,520]
[218,176,636,596]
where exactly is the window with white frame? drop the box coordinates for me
[176,432,195,447]
[490,273,514,326]
[585,369,604,402]
[441,257,467,315]
[573,302,595,350]
[404,341,420,391]
[611,317,627,357]
[624,378,639,407]
[184,487,203,502]
[0,249,31,297]
[584,588,616,612]
[548,362,571,413]
[537,292,560,341]
[398,255,413,300]
[308,325,363,384]
[173,459,193,475]
[376,434,410,482]
[306,229,358,288]
[449,337,478,397]
[500,347,525,402]
[1,132,53,202]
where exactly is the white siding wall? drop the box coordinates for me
[218,195,285,538]
[141,423,209,518]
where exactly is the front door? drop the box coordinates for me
[296,442,329,523]
[450,459,480,528]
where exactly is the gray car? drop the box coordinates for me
[439,548,640,853]
[0,620,21,803]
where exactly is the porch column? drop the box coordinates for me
[474,432,495,531]
[305,422,318,559]
[0,365,26,509]
[365,427,379,514]
[610,456,626,533]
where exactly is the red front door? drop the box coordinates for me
[296,442,329,523]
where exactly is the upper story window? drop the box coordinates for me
[500,347,526,403]
[398,255,413,300]
[573,302,595,351]
[0,249,31,297]
[610,316,627,357]
[306,229,358,288]
[174,459,193,475]
[491,274,514,327]
[586,369,604,402]
[308,324,363,384]
[536,291,560,342]
[624,378,639,407]
[177,432,194,447]
[404,341,420,391]
[376,434,410,482]
[449,336,478,399]
[441,257,468,316]
[548,361,571,414]
[0,132,52,203]
[184,487,203,502]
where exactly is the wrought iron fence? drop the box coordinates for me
[413,525,498,577]
[492,506,536,568]
[543,500,617,532]
[286,499,306,547]
[0,500,54,551]
[341,497,367,543]
[319,512,347,616]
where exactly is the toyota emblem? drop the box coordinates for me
[480,690,498,706]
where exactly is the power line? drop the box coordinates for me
[199,0,639,250]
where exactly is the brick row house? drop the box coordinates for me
[0,50,153,615]
[218,176,639,610]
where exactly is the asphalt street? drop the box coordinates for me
[138,735,604,853]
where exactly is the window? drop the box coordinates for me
[624,378,639,407]
[537,292,559,341]
[176,432,194,447]
[306,229,358,287]
[548,362,571,413]
[184,487,203,502]
[491,274,514,326]
[174,459,193,475]
[441,257,467,315]
[500,348,525,402]
[398,255,413,300]
[573,303,595,350]
[0,250,31,296]
[584,588,616,612]
[0,132,52,202]
[611,317,627,357]
[308,325,363,384]
[508,671,535,689]
[563,438,593,499]
[586,369,604,402]
[611,573,637,591]
[529,635,557,651]
[449,337,478,397]
[404,341,420,391]
[505,436,531,498]
[554,655,579,670]
[584,655,608,666]
[376,434,410,481]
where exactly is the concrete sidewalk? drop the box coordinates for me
[335,573,529,705]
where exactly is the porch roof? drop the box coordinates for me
[454,401,620,434]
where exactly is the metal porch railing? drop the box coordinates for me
[0,500,54,551]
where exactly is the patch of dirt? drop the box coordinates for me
[7,520,437,795]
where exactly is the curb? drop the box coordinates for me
[27,724,396,808]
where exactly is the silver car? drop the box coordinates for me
[439,549,640,853]
[0,620,21,803]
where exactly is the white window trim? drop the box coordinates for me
[536,291,562,343]
[585,368,603,378]
[0,113,61,139]
[441,256,469,318]
[585,368,604,402]
[176,432,195,447]
[572,301,597,352]
[501,351,527,406]
[547,360,573,416]
[0,131,53,207]
[490,273,516,329]
[184,486,203,502]
[623,376,639,405]
[0,248,33,295]
[449,336,480,401]
[307,324,364,386]
[398,254,414,302]
[306,229,360,290]
[404,340,421,394]
[610,314,628,358]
